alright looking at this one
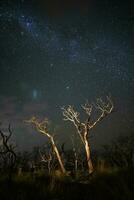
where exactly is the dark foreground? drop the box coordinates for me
[0,167,134,200]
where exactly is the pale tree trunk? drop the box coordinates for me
[50,137,66,174]
[73,147,78,174]
[75,157,78,173]
[83,132,94,174]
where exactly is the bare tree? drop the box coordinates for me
[0,124,17,166]
[62,96,114,174]
[71,136,78,174]
[0,124,17,179]
[39,148,53,174]
[25,117,66,174]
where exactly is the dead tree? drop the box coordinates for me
[0,124,17,176]
[71,136,78,174]
[26,117,66,174]
[39,149,53,174]
[62,96,114,174]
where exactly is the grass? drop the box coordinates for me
[0,167,134,200]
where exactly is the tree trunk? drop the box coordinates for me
[75,158,78,173]
[50,137,66,174]
[83,132,94,174]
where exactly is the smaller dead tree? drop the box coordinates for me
[62,96,114,174]
[71,136,78,175]
[26,117,66,174]
[0,124,17,177]
[39,149,53,174]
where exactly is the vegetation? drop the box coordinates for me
[0,97,134,199]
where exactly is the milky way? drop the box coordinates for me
[0,0,134,150]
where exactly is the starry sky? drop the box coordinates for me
[0,0,134,150]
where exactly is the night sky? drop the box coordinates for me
[0,0,134,151]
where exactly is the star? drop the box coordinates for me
[66,86,70,90]
[0,0,133,151]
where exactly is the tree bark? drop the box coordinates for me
[50,137,66,174]
[83,132,94,174]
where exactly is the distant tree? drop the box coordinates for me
[62,96,114,174]
[70,136,79,175]
[39,148,53,174]
[26,117,66,174]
